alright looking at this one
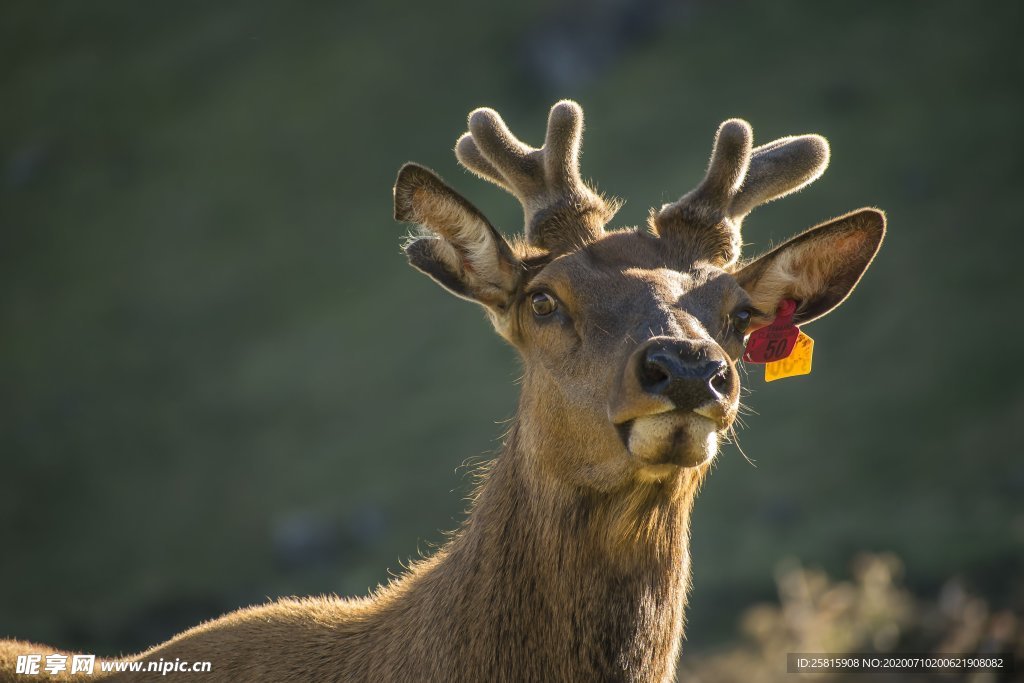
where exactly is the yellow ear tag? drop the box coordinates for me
[764,331,814,382]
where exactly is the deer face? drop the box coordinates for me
[395,102,883,492]
[508,234,747,487]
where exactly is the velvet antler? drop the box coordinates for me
[455,100,620,253]
[653,119,830,268]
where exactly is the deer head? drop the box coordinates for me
[394,101,883,500]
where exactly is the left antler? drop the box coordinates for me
[653,119,830,268]
[455,100,620,252]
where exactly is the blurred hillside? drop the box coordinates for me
[2,0,1022,659]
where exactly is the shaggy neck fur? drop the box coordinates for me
[344,421,704,682]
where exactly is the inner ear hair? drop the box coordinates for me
[404,236,510,309]
[734,208,885,325]
[394,163,522,308]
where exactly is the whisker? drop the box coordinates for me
[729,424,757,467]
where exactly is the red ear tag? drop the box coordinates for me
[743,299,799,363]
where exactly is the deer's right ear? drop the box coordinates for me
[395,163,522,311]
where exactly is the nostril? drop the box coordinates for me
[698,359,727,380]
[710,369,729,395]
[639,356,671,392]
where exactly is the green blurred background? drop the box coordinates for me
[2,0,1021,660]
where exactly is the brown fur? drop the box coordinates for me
[0,102,884,681]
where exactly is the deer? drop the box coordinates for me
[0,100,884,681]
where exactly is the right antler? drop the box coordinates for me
[653,119,831,268]
[455,100,620,253]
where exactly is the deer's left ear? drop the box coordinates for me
[734,208,885,326]
[395,163,522,311]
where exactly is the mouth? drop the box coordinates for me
[615,409,720,476]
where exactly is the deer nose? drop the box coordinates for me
[638,342,730,409]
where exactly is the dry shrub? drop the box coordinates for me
[679,554,1022,683]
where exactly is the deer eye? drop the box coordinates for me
[731,308,753,335]
[530,291,558,317]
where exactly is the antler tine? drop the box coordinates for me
[455,133,511,194]
[698,119,754,206]
[731,135,829,218]
[542,101,585,193]
[465,107,538,194]
[455,100,618,252]
[653,119,830,268]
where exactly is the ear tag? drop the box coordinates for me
[764,330,813,381]
[742,299,814,381]
[743,299,799,363]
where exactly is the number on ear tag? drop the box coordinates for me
[743,299,798,363]
[764,330,814,382]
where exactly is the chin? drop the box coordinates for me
[628,412,719,481]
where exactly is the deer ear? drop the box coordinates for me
[734,208,885,326]
[395,163,522,310]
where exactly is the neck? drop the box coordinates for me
[388,420,706,682]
